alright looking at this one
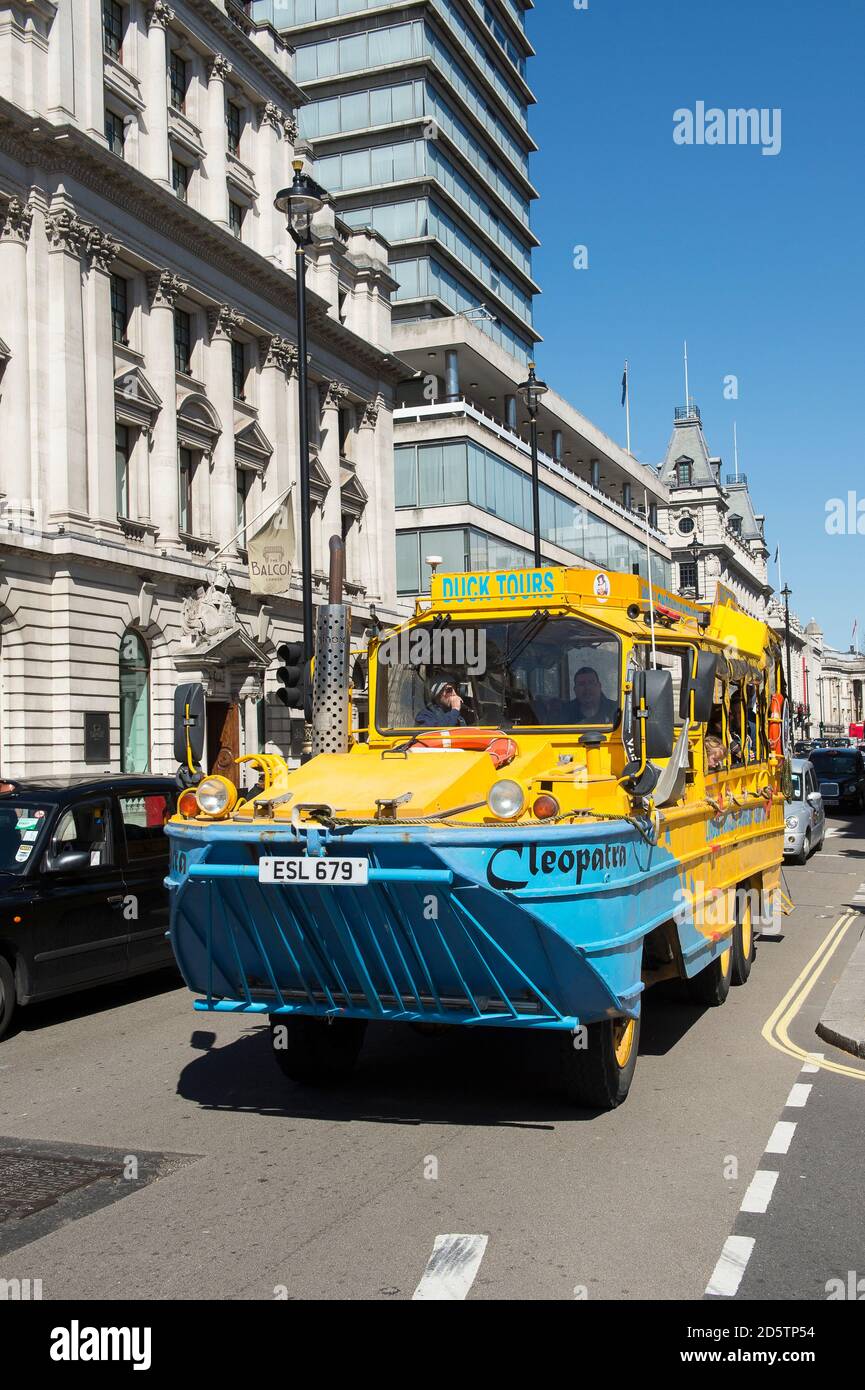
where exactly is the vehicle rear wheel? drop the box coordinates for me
[731,887,755,986]
[556,1014,641,1110]
[795,830,811,866]
[268,1014,366,1085]
[0,956,16,1042]
[685,938,733,1007]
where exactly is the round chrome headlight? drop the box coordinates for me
[487,779,525,820]
[785,815,800,829]
[195,776,237,818]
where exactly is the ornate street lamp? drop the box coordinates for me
[781,583,794,703]
[688,533,701,600]
[274,159,328,661]
[517,361,548,565]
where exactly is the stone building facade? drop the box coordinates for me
[657,403,771,620]
[0,0,402,780]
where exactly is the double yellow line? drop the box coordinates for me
[762,911,865,1081]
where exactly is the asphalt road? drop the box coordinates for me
[2,813,864,1302]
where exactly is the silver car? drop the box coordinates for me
[785,757,826,863]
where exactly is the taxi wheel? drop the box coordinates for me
[686,939,733,1007]
[795,830,811,866]
[0,956,16,1042]
[556,1014,641,1110]
[269,1014,366,1085]
[731,887,755,986]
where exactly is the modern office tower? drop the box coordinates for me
[250,0,672,596]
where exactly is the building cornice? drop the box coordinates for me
[0,99,407,384]
[183,0,306,108]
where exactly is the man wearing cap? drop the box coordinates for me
[415,679,466,727]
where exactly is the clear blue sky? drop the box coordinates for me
[525,0,864,650]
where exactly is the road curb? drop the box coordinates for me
[816,909,865,1059]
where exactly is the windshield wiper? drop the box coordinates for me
[504,610,550,669]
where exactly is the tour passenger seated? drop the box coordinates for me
[564,666,618,725]
[704,735,727,772]
[415,679,467,728]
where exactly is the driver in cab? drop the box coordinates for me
[415,679,467,728]
[567,666,618,725]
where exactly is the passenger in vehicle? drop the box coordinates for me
[705,735,727,772]
[566,667,618,725]
[415,679,467,728]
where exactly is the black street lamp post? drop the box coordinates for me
[517,361,548,566]
[689,534,701,600]
[781,582,794,700]
[274,159,328,661]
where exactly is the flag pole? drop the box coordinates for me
[683,340,690,412]
[733,422,739,481]
[624,359,631,455]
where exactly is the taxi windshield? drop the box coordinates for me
[376,616,621,731]
[0,800,52,873]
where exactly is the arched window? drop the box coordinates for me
[119,629,150,772]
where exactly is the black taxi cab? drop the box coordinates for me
[0,774,178,1040]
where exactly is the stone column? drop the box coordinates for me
[374,397,395,604]
[0,198,33,515]
[137,427,152,523]
[146,269,187,543]
[205,304,240,552]
[353,397,381,597]
[318,380,346,568]
[45,206,89,524]
[144,2,173,189]
[82,226,121,529]
[257,104,291,262]
[205,54,231,228]
[257,336,296,508]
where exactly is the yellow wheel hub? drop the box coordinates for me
[613,1018,636,1068]
[720,945,732,976]
[741,898,753,959]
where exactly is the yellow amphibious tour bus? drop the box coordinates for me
[167,565,789,1109]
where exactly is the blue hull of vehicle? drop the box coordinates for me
[165,820,719,1031]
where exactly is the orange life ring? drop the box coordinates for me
[413,731,518,769]
[768,693,785,755]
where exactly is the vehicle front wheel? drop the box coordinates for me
[685,939,733,1007]
[731,887,755,986]
[0,956,17,1042]
[556,1014,641,1110]
[268,1014,366,1085]
[795,830,811,866]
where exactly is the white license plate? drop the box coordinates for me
[258,856,368,886]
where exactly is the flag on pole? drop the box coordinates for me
[773,545,779,564]
[854,617,859,648]
[621,363,628,407]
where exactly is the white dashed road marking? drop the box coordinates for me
[801,1052,824,1074]
[740,1170,779,1214]
[413,1234,488,1301]
[785,1082,813,1108]
[705,1236,755,1297]
[765,1120,797,1154]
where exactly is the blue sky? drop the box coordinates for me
[526,0,864,650]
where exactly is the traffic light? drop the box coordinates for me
[275,641,307,710]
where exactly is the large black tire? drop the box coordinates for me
[731,885,755,986]
[269,1014,366,1085]
[685,938,733,1007]
[0,956,17,1042]
[795,829,811,866]
[556,1014,641,1110]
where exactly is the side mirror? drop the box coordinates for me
[680,650,718,724]
[807,791,822,806]
[44,848,91,874]
[634,668,675,760]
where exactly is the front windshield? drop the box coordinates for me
[0,800,52,873]
[810,752,858,776]
[376,616,621,731]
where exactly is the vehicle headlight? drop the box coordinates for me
[785,816,800,829]
[487,779,525,820]
[195,776,237,819]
